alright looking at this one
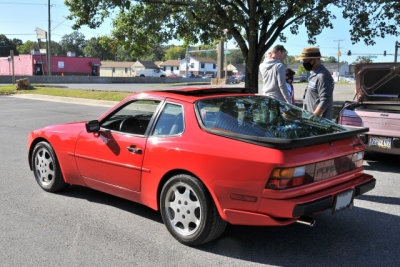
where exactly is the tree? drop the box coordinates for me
[65,0,400,92]
[60,31,86,57]
[323,56,337,63]
[283,55,296,65]
[114,45,136,61]
[49,41,65,56]
[353,56,373,64]
[296,64,310,75]
[0,35,19,56]
[140,43,165,61]
[84,37,114,60]
[11,38,23,48]
[17,41,39,54]
[164,46,186,60]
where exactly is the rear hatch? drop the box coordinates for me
[354,63,400,102]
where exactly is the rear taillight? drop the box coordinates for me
[266,151,364,190]
[340,116,363,126]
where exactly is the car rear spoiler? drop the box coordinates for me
[205,125,369,150]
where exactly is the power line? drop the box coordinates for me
[52,19,67,31]
[2,33,36,36]
[0,2,47,5]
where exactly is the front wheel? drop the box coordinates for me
[160,174,227,246]
[32,141,68,192]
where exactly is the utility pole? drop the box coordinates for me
[10,50,15,85]
[217,40,224,80]
[334,39,344,81]
[395,41,398,63]
[224,42,227,81]
[223,29,228,82]
[47,0,52,76]
[185,46,189,77]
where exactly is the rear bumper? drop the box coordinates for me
[223,174,375,226]
[292,177,375,217]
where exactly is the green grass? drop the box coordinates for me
[0,84,131,101]
[0,85,18,95]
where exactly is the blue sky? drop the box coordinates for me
[0,0,397,64]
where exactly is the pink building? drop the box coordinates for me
[0,54,101,76]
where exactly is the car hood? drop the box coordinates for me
[355,63,400,102]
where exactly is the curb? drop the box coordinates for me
[9,94,118,107]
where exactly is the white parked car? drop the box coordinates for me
[134,69,166,77]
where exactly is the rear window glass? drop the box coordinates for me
[196,96,346,139]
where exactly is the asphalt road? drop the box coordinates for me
[1,96,399,266]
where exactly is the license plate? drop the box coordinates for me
[333,189,354,213]
[369,136,392,149]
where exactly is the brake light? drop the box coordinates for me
[340,116,362,126]
[266,151,364,190]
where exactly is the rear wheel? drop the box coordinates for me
[32,141,68,192]
[160,174,227,246]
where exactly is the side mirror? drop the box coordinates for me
[85,120,100,133]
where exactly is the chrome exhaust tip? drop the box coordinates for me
[296,216,316,227]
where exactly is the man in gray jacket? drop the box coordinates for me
[260,45,291,102]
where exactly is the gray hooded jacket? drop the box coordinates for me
[259,58,290,102]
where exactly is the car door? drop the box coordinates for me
[74,99,161,192]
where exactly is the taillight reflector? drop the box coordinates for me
[266,151,364,190]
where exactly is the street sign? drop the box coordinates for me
[35,28,47,40]
[366,56,378,58]
[224,51,231,54]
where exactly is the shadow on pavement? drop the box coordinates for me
[357,194,400,205]
[199,207,399,266]
[363,152,400,174]
[59,185,163,224]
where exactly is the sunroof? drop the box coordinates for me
[157,87,255,96]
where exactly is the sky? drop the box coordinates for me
[0,0,398,64]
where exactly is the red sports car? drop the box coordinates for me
[28,87,375,245]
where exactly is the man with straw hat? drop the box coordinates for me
[260,45,291,103]
[296,47,335,120]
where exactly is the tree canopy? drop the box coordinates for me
[60,31,87,57]
[0,35,22,56]
[353,56,373,64]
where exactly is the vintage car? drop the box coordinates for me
[28,87,375,246]
[337,63,400,154]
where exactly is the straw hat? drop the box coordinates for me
[295,47,326,61]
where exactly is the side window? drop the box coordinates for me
[100,100,160,135]
[153,103,184,136]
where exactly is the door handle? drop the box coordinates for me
[126,146,142,154]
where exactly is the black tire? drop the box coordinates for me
[160,174,227,246]
[31,141,68,192]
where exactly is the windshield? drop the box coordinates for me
[196,95,346,139]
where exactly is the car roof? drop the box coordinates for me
[127,87,255,103]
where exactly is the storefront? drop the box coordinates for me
[0,54,101,76]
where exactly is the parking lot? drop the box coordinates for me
[0,95,399,266]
